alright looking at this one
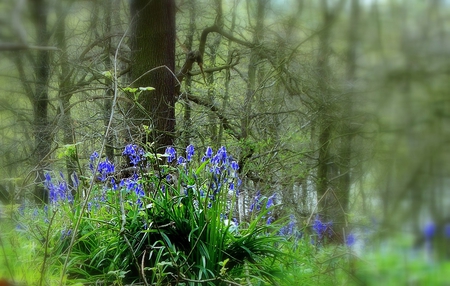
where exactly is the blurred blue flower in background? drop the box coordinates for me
[423,221,436,241]
[346,233,356,247]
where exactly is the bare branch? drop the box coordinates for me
[0,43,59,51]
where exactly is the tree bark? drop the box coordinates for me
[31,0,51,204]
[129,0,176,149]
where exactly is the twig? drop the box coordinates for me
[39,209,58,286]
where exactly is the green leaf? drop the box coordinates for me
[123,87,138,93]
[101,70,112,79]
[195,160,209,176]
[139,86,155,91]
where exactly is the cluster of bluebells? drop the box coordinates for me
[164,145,241,200]
[312,216,333,240]
[122,144,144,166]
[89,151,115,183]
[44,172,74,205]
[279,214,296,236]
[249,191,277,225]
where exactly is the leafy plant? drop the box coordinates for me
[17,144,290,285]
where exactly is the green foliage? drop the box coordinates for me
[3,145,290,285]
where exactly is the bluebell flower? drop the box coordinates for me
[249,191,261,212]
[231,160,239,171]
[71,172,79,188]
[212,146,228,165]
[346,233,356,247]
[97,159,115,182]
[89,151,99,172]
[57,180,68,202]
[186,144,195,161]
[279,220,296,237]
[122,144,144,166]
[61,229,72,240]
[111,178,118,190]
[423,222,436,240]
[229,182,234,191]
[313,216,332,239]
[202,146,214,162]
[266,216,274,225]
[266,194,276,208]
[177,156,186,165]
[164,146,176,163]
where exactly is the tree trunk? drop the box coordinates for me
[129,0,176,150]
[103,0,115,160]
[31,0,51,204]
[181,0,197,148]
[315,0,346,242]
[337,0,360,234]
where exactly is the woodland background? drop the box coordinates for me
[0,0,449,248]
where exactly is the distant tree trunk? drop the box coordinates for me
[337,0,360,225]
[206,0,223,146]
[181,0,197,148]
[238,0,268,222]
[316,3,333,220]
[55,2,78,196]
[315,0,346,242]
[218,0,237,144]
[103,1,115,160]
[32,0,51,204]
[129,0,176,149]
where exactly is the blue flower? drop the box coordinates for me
[266,194,276,208]
[186,144,195,161]
[423,221,436,240]
[202,146,213,162]
[346,233,356,247]
[313,216,332,239]
[89,151,99,172]
[266,216,274,225]
[177,156,186,165]
[279,215,296,236]
[212,146,228,165]
[249,191,261,212]
[231,160,239,171]
[164,146,176,163]
[122,144,144,166]
[71,172,79,188]
[97,159,115,182]
[61,229,73,240]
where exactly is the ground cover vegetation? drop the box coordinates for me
[1,0,450,284]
